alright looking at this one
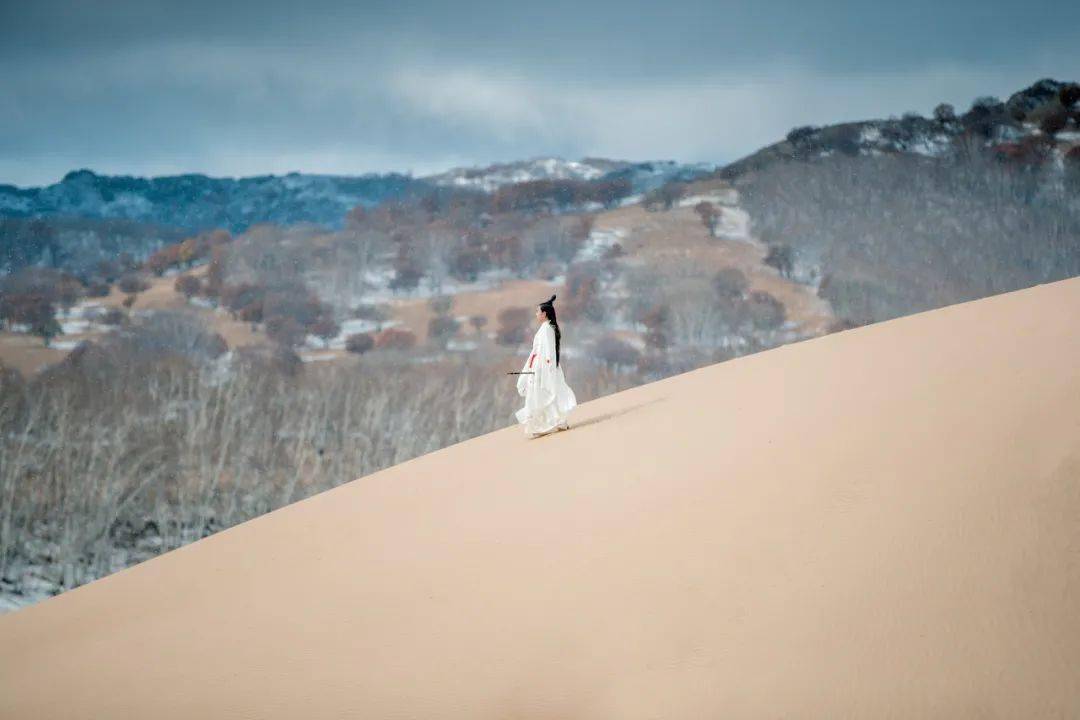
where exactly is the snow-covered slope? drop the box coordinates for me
[423,157,618,192]
[423,156,716,194]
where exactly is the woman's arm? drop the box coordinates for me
[518,334,539,396]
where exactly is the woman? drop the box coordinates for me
[515,295,577,437]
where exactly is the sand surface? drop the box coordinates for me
[2,277,1079,718]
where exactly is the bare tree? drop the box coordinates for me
[174,274,202,301]
[694,201,722,237]
[345,333,374,354]
[763,245,795,279]
[310,317,341,348]
[469,315,488,337]
[738,152,1080,324]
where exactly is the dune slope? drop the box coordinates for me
[2,278,1079,719]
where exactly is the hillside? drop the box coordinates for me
[2,276,1078,718]
[0,158,711,237]
[0,174,826,380]
[0,158,713,276]
[720,78,1080,179]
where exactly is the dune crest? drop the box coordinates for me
[2,278,1079,719]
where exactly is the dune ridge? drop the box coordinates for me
[2,277,1079,719]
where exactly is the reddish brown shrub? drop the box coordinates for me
[265,315,306,348]
[745,290,786,329]
[495,307,531,346]
[374,328,417,351]
[468,315,488,334]
[101,308,127,326]
[694,201,721,236]
[238,303,264,323]
[310,317,341,347]
[640,305,670,351]
[427,315,460,345]
[174,274,202,300]
[116,273,149,294]
[713,267,748,300]
[84,281,111,298]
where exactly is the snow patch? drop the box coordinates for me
[338,318,391,336]
[301,318,401,351]
[427,157,608,193]
[715,206,754,244]
[299,352,338,363]
[860,126,883,144]
[677,190,737,208]
[907,134,953,157]
[59,319,93,334]
[579,227,627,261]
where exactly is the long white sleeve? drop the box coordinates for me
[516,327,541,396]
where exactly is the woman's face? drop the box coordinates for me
[535,306,545,323]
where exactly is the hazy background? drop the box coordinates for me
[3,0,1079,185]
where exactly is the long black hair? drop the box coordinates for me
[539,294,561,366]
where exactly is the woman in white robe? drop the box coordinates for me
[515,294,577,437]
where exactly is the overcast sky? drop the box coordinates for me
[1,0,1077,186]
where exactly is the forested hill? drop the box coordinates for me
[720,78,1080,178]
[0,170,427,233]
[0,158,712,235]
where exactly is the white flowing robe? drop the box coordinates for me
[515,321,577,435]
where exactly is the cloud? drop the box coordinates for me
[0,4,1078,187]
[385,57,1080,167]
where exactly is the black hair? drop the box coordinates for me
[539,294,561,366]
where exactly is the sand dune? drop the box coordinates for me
[2,277,1079,718]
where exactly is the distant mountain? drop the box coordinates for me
[424,156,716,194]
[0,158,716,237]
[0,157,715,274]
[0,170,429,234]
[720,78,1080,178]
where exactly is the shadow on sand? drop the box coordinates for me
[530,396,666,439]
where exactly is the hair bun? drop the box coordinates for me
[549,295,557,303]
